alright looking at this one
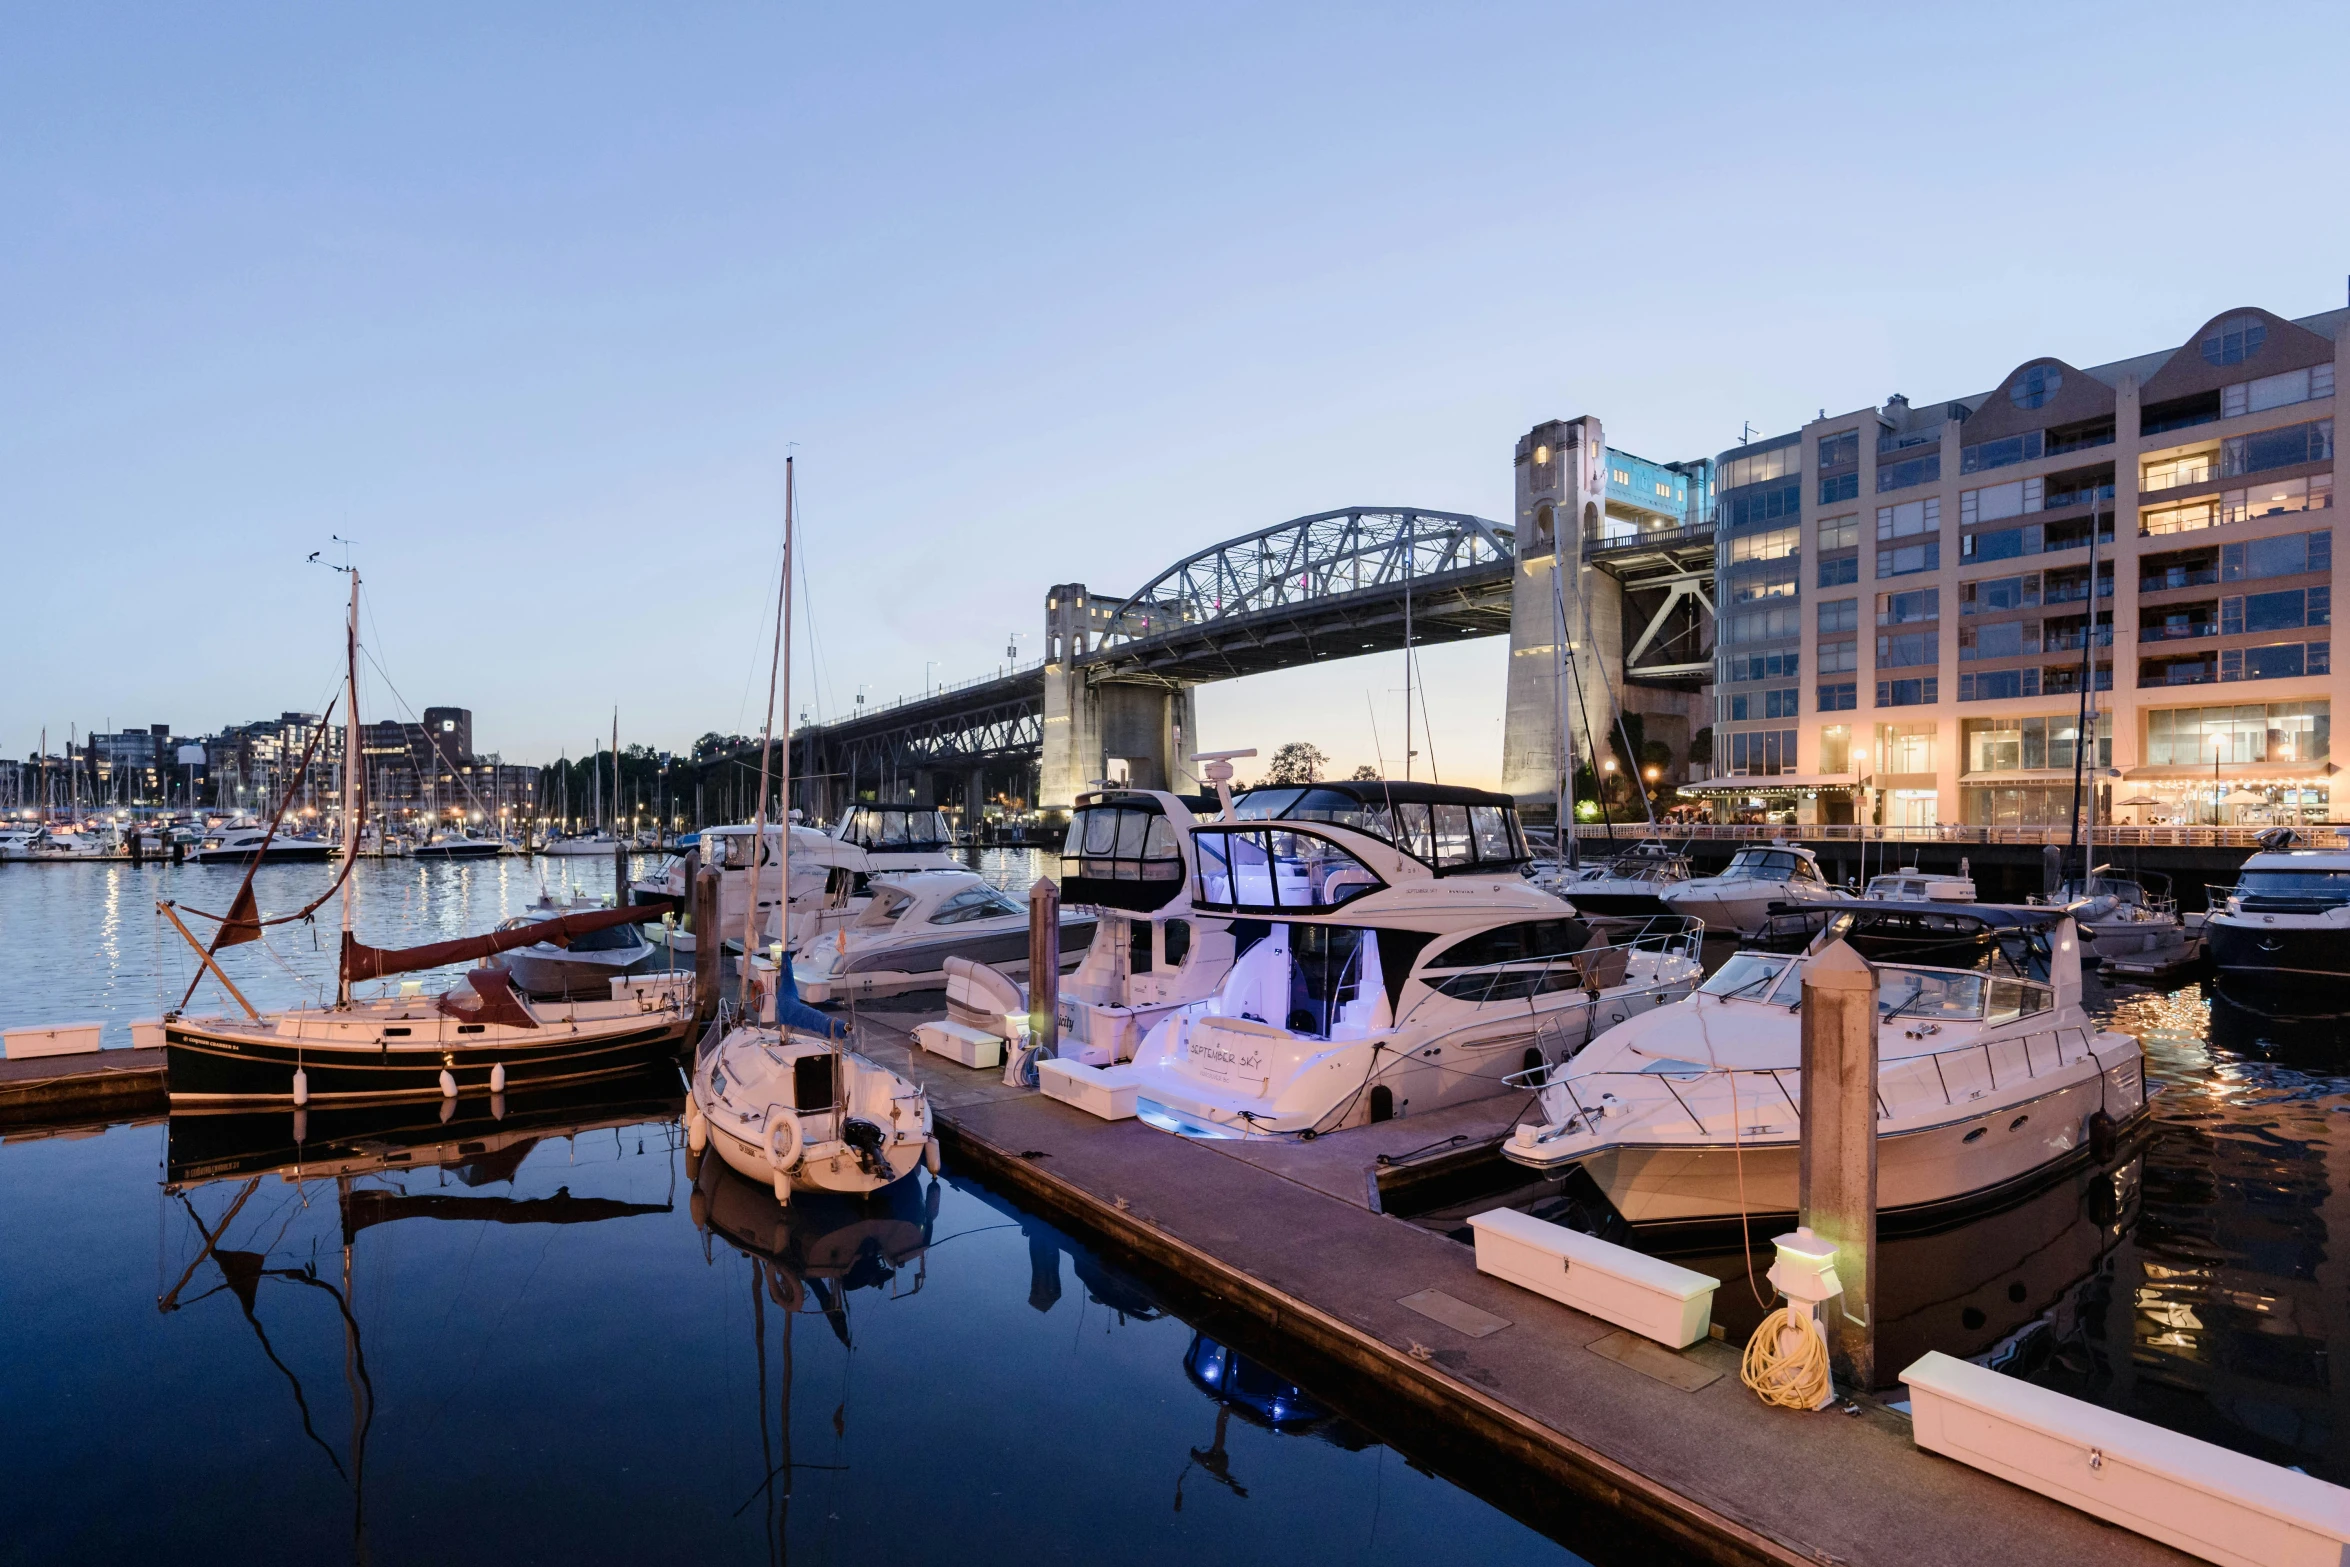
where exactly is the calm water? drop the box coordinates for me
[0,857,1588,1566]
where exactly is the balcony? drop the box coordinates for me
[2139,620,2217,642]
[2042,578,2116,606]
[2043,628,2115,653]
[2140,566,2219,593]
[2142,459,2217,493]
[2140,655,2218,687]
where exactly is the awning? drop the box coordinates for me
[1678,774,1864,794]
[2122,762,2338,781]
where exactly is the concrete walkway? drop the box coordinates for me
[850,994,2184,1567]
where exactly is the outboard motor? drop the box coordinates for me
[840,1116,889,1178]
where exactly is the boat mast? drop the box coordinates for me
[610,707,619,841]
[339,568,361,1006]
[743,456,794,1005]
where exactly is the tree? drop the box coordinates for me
[1263,741,1328,786]
[1349,763,1379,781]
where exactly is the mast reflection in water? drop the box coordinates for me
[0,1072,1573,1564]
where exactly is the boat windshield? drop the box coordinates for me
[1719,849,1816,882]
[1062,803,1183,883]
[1697,952,1802,1006]
[1192,827,1384,914]
[1878,968,1984,1020]
[2238,870,2350,900]
[839,808,953,851]
[1228,787,1528,874]
[712,830,775,870]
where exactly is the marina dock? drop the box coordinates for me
[0,1047,164,1127]
[840,993,2191,1567]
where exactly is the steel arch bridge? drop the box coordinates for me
[1079,507,1517,682]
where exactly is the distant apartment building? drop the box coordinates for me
[356,707,538,825]
[1698,302,2342,831]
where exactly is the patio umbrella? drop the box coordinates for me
[2222,789,2266,804]
[2117,793,2160,807]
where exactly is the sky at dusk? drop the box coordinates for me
[8,3,2349,786]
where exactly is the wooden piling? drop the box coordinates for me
[1798,938,1878,1390]
[693,865,722,1028]
[1028,876,1060,1058]
[2042,843,2062,900]
[614,840,631,906]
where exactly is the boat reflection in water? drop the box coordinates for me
[691,1147,938,1342]
[157,1071,684,1558]
[1177,1335,1371,1505]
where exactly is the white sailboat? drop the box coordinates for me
[685,459,936,1202]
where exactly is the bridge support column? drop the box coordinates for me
[1502,417,1615,821]
[1041,584,1106,811]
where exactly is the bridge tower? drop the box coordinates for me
[1500,417,1617,819]
[1040,584,1197,809]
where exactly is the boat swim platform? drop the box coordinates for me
[847,992,2192,1567]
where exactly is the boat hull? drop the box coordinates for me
[2206,914,2350,985]
[1558,889,1671,918]
[166,1013,687,1106]
[192,844,338,864]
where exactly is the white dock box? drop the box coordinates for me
[915,1019,1004,1070]
[1468,1207,1718,1349]
[1038,1058,1139,1121]
[1902,1351,2350,1567]
[4,1021,105,1059]
[129,1018,167,1052]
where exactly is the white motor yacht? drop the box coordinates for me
[191,822,336,864]
[1861,866,1978,902]
[637,809,964,953]
[410,828,503,860]
[792,869,1095,1003]
[0,826,42,861]
[1540,840,1693,918]
[2058,867,2183,960]
[485,894,672,1000]
[539,831,622,858]
[1659,842,1838,937]
[1053,788,1236,1065]
[1124,782,1705,1139]
[2205,840,2350,986]
[1503,907,2147,1231]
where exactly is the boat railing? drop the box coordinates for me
[1510,1022,2102,1137]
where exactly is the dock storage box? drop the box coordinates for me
[4,1022,105,1060]
[1038,1058,1139,1121]
[1902,1351,2350,1567]
[1468,1208,1718,1349]
[129,1018,167,1052]
[915,1020,1004,1070]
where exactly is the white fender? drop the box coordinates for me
[923,1137,941,1175]
[439,1068,458,1099]
[291,1067,309,1106]
[684,1098,708,1153]
[490,1062,507,1094]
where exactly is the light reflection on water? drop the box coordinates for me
[0,848,1050,1043]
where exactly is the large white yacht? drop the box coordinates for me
[2205,840,2350,986]
[1053,788,1236,1065]
[1659,842,1839,937]
[1539,839,1692,917]
[1124,782,1704,1139]
[192,821,337,864]
[636,807,964,952]
[1503,906,2147,1230]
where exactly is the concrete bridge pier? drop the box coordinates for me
[1500,416,1618,823]
[1040,583,1199,809]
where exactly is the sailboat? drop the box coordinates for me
[685,458,937,1202]
[162,566,689,1107]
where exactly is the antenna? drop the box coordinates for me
[1191,749,1256,813]
[1740,421,1757,445]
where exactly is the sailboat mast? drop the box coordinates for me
[611,708,619,840]
[339,569,361,1005]
[743,456,793,989]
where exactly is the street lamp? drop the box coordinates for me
[2210,732,2226,826]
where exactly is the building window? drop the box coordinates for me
[2141,498,2220,537]
[1728,525,1801,563]
[1729,562,1800,603]
[1876,677,1938,708]
[1818,682,1857,711]
[2223,641,2330,682]
[2221,586,2329,636]
[1878,453,1941,492]
[1818,515,1859,551]
[2222,418,2332,477]
[2146,700,2328,765]
[1878,541,1939,577]
[1818,597,1859,635]
[2201,312,2268,367]
[1959,669,2041,702]
[1878,629,1938,668]
[1818,431,1860,471]
[2010,364,2063,410]
[1727,606,1801,643]
[1877,587,1940,626]
[1963,714,2109,773]
[2222,473,2333,524]
[1726,650,1799,682]
[2225,364,2334,417]
[1819,554,1859,587]
[1819,472,1859,504]
[1877,722,1937,772]
[1959,619,2040,660]
[1960,573,2041,615]
[1877,498,1939,540]
[1962,431,2044,474]
[1719,444,1800,491]
[1724,480,1803,530]
[1818,637,1857,673]
[1960,477,2044,525]
[2222,529,2332,582]
[1726,729,1800,776]
[2142,451,2217,492]
[1819,725,1852,773]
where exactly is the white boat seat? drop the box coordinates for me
[1572,944,1631,993]
[943,956,1025,1035]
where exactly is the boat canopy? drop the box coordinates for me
[1062,790,1190,913]
[835,805,952,852]
[1227,781,1529,876]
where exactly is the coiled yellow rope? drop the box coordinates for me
[1741,1306,1832,1410]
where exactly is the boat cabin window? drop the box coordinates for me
[839,808,952,851]
[1163,918,1191,967]
[1063,803,1184,883]
[863,888,915,924]
[929,885,1022,925]
[1227,787,1529,875]
[1879,968,1984,1021]
[1699,952,1804,1006]
[2238,869,2350,898]
[1193,828,1385,914]
[1720,849,1819,883]
[558,921,644,952]
[1983,977,2052,1024]
[714,832,773,870]
[1423,919,1593,969]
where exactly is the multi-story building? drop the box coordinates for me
[1699,302,2342,832]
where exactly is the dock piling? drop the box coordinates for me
[2042,843,2062,900]
[614,840,631,906]
[693,864,720,1028]
[1798,938,1878,1390]
[1028,876,1060,1060]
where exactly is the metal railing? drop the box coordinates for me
[1574,820,2346,850]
